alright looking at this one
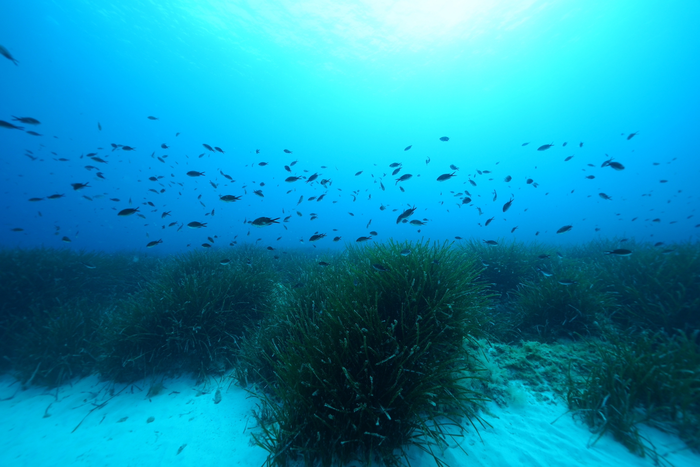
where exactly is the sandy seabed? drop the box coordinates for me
[0,374,697,467]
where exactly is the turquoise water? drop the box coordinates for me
[2,0,699,252]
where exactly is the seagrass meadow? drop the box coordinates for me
[0,238,698,465]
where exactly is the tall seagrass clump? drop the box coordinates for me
[98,247,278,382]
[567,329,700,456]
[0,247,148,386]
[251,240,491,466]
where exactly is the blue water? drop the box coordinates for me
[2,0,699,254]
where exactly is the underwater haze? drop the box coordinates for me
[1,0,700,252]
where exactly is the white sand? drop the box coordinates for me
[1,374,697,467]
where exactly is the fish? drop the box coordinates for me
[372,264,389,272]
[504,175,512,182]
[492,190,497,202]
[502,197,514,212]
[511,226,518,233]
[556,225,573,234]
[188,221,207,228]
[469,179,477,187]
[404,145,412,151]
[71,182,90,190]
[62,236,71,243]
[585,175,595,179]
[219,195,241,202]
[118,207,139,216]
[396,206,417,224]
[537,143,554,151]
[392,167,401,176]
[215,147,225,153]
[462,197,472,204]
[521,142,529,146]
[220,259,231,265]
[396,174,412,184]
[439,136,450,142]
[25,131,41,136]
[161,211,171,218]
[355,171,363,176]
[608,161,625,171]
[437,172,456,182]
[146,239,163,248]
[307,173,319,183]
[250,217,280,227]
[0,44,19,65]
[564,155,574,161]
[0,120,24,130]
[12,116,40,125]
[409,220,425,226]
[627,132,638,140]
[604,249,632,256]
[599,193,612,200]
[333,236,341,242]
[483,240,498,246]
[258,162,268,166]
[203,144,214,151]
[284,149,293,154]
[285,176,301,182]
[557,280,578,286]
[579,142,584,147]
[484,217,494,226]
[400,249,411,256]
[563,142,568,147]
[356,236,372,242]
[318,261,330,267]
[28,197,43,202]
[450,164,459,171]
[309,233,326,242]
[187,171,205,177]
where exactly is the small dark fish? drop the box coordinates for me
[161,143,168,149]
[372,263,388,272]
[71,182,90,190]
[98,122,102,131]
[187,171,205,177]
[400,248,411,256]
[511,226,518,233]
[562,142,567,147]
[333,236,341,242]
[220,195,241,202]
[627,132,638,140]
[0,120,24,130]
[258,162,268,166]
[253,190,264,197]
[12,116,41,125]
[392,167,401,176]
[62,236,71,243]
[483,240,498,246]
[188,221,207,228]
[220,259,231,265]
[0,44,19,65]
[608,162,625,171]
[355,171,363,176]
[439,136,449,142]
[557,280,577,286]
[504,175,512,183]
[118,207,139,216]
[285,176,301,182]
[147,116,159,120]
[556,225,573,234]
[396,206,417,224]
[484,217,494,226]
[599,193,612,200]
[356,236,372,242]
[404,145,412,151]
[564,155,574,161]
[28,197,43,202]
[390,162,402,168]
[146,239,163,248]
[450,164,459,171]
[604,249,632,256]
[203,143,214,151]
[309,233,326,242]
[250,217,279,227]
[307,173,319,183]
[537,143,554,151]
[579,142,583,148]
[318,261,330,267]
[215,147,224,153]
[502,197,514,212]
[468,179,477,187]
[283,149,293,154]
[585,175,595,179]
[437,172,456,182]
[521,142,529,146]
[396,174,412,184]
[462,197,472,204]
